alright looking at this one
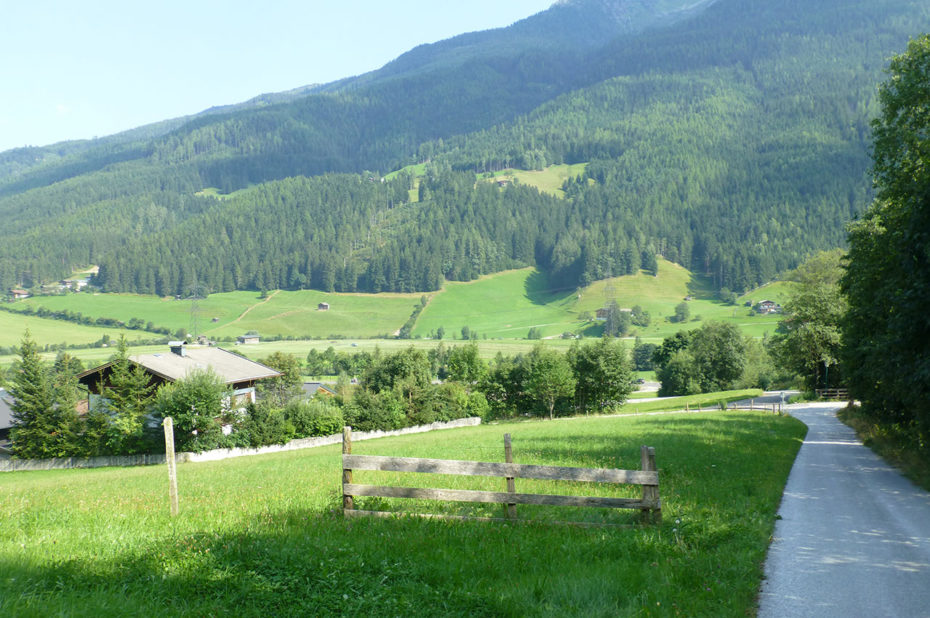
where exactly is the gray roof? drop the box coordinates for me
[0,388,14,430]
[129,346,281,385]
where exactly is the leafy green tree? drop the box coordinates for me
[151,370,230,452]
[567,337,633,414]
[842,34,930,439]
[771,251,846,392]
[657,350,701,397]
[630,305,651,328]
[9,331,78,458]
[673,301,690,323]
[258,351,303,406]
[447,341,487,385]
[690,322,747,392]
[362,347,432,403]
[525,345,576,420]
[632,340,657,371]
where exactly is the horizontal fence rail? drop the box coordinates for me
[341,426,661,527]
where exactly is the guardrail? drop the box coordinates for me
[341,426,661,527]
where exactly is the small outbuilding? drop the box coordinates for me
[237,334,260,345]
[318,302,330,311]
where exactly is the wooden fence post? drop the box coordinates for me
[163,417,179,517]
[504,433,517,519]
[343,426,354,513]
[640,445,661,524]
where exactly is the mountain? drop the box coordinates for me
[1,0,928,298]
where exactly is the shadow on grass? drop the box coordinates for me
[523,270,575,307]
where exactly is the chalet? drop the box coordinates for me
[10,289,29,300]
[61,278,88,291]
[756,300,782,315]
[595,308,608,320]
[237,334,260,345]
[77,342,282,409]
[318,302,330,311]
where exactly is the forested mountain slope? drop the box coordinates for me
[1,0,928,296]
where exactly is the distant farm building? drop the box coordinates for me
[61,278,88,291]
[756,300,782,315]
[237,334,260,345]
[9,289,29,300]
[318,302,330,311]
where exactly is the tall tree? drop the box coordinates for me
[525,345,576,420]
[771,250,846,392]
[567,337,634,414]
[842,34,930,440]
[101,335,156,454]
[9,331,78,458]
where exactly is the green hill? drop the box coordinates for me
[1,0,928,298]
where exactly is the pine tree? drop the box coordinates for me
[9,331,78,458]
[102,335,156,454]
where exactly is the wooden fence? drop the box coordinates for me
[341,426,661,527]
[816,388,850,400]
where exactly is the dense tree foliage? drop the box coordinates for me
[8,331,79,458]
[654,323,748,396]
[770,251,845,392]
[842,34,930,443]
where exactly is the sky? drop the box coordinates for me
[0,1,555,152]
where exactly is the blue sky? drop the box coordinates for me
[0,1,554,152]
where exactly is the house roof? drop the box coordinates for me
[301,382,336,398]
[0,388,14,430]
[130,347,280,384]
[77,346,281,387]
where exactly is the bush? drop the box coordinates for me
[243,400,296,447]
[284,398,344,437]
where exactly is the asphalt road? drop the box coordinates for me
[757,403,930,617]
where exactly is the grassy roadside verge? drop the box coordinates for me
[837,405,930,491]
[622,389,764,414]
[0,410,804,615]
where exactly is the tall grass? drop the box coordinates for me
[0,411,805,615]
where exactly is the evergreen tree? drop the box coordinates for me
[9,331,78,458]
[101,335,156,454]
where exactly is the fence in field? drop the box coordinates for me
[341,426,661,527]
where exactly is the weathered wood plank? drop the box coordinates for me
[504,433,517,519]
[343,483,652,510]
[342,455,658,485]
[342,427,353,511]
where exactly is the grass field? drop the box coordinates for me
[0,411,806,615]
[14,289,423,341]
[6,259,795,364]
[413,269,580,339]
[482,163,590,198]
[0,309,145,350]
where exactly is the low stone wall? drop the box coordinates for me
[0,417,482,472]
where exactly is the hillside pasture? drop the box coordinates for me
[0,411,806,615]
[413,268,580,339]
[481,163,590,198]
[0,309,145,350]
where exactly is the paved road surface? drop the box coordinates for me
[758,403,930,617]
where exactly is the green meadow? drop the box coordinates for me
[0,410,806,615]
[482,163,590,198]
[0,309,144,350]
[4,259,795,368]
